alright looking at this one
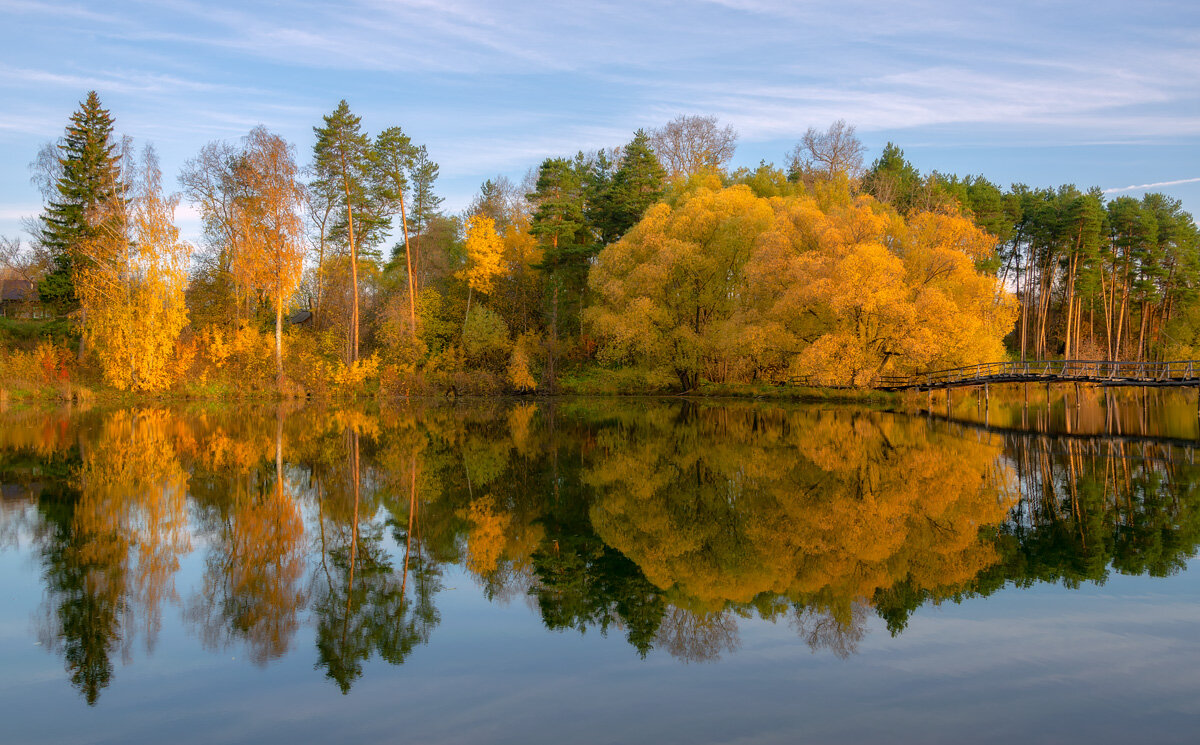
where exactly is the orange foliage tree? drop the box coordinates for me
[235,127,306,388]
[588,183,1015,388]
[76,147,190,391]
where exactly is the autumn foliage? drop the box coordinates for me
[77,149,191,392]
[19,93,1195,401]
[588,183,1015,388]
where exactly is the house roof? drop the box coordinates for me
[0,279,35,302]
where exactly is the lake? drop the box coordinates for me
[1,394,1198,744]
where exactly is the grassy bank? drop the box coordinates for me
[2,329,901,407]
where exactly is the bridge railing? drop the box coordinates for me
[877,359,1200,389]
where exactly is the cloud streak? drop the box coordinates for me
[2,0,1200,238]
[1104,177,1200,194]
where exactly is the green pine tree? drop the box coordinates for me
[38,91,125,312]
[313,100,375,363]
[595,129,665,244]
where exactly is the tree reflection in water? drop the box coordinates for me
[4,399,1200,701]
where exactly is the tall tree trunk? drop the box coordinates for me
[275,298,284,390]
[546,280,558,392]
[346,201,359,364]
[399,194,417,336]
[1101,268,1114,358]
[1089,298,1094,352]
[1038,260,1053,358]
[1116,276,1129,359]
[1136,306,1146,362]
[1070,254,1080,359]
[1020,252,1030,360]
[314,221,327,331]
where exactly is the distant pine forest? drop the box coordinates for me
[2,92,1197,399]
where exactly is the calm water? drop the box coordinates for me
[1,397,1199,744]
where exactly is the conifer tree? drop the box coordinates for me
[313,101,374,363]
[593,130,665,244]
[39,91,125,316]
[407,146,442,236]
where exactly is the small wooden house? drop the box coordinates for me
[0,277,38,319]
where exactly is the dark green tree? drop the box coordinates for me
[861,142,924,213]
[313,100,377,363]
[591,130,666,245]
[38,91,125,314]
[528,156,590,381]
[374,125,419,334]
[407,144,444,290]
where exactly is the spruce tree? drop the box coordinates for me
[407,145,443,239]
[39,91,124,310]
[596,129,665,244]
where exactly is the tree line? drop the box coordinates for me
[3,93,1198,395]
[862,143,1200,362]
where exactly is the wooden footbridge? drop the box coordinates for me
[876,359,1200,392]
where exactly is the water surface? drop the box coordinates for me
[1,398,1198,744]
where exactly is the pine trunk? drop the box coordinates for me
[399,194,417,336]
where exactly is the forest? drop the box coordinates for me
[2,92,1198,398]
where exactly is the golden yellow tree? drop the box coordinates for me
[588,183,1015,389]
[235,127,306,388]
[460,214,505,326]
[746,196,1016,386]
[77,146,190,391]
[586,185,773,389]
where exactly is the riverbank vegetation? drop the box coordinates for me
[2,94,1197,400]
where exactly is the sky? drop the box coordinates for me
[1,0,1198,244]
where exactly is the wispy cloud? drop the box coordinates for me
[0,0,118,23]
[2,0,1200,239]
[1105,177,1200,194]
[0,64,266,96]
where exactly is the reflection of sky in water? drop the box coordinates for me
[1,403,1199,744]
[4,550,1198,744]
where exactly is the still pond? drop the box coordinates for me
[1,394,1198,744]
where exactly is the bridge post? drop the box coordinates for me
[1075,381,1081,409]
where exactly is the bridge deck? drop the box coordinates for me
[874,360,1200,391]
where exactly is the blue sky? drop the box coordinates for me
[2,0,1198,242]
